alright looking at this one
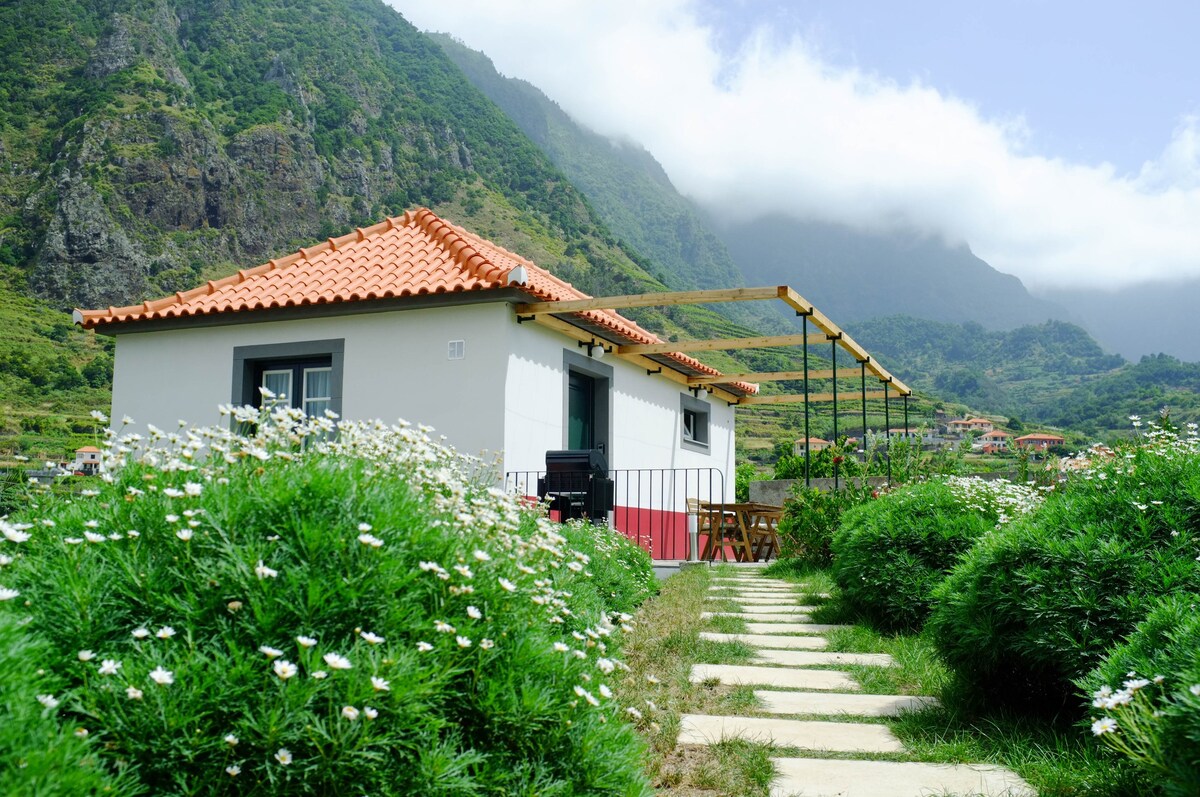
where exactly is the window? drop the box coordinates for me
[680,393,711,453]
[447,340,465,360]
[232,340,344,418]
[253,359,332,416]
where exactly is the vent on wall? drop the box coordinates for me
[448,340,465,360]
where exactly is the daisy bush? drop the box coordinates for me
[0,407,655,795]
[929,421,1200,715]
[830,477,1043,632]
[1079,594,1200,795]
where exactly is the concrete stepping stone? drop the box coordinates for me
[732,605,819,614]
[691,664,858,690]
[705,588,801,595]
[703,612,814,623]
[700,632,829,650]
[720,596,810,605]
[679,714,902,754]
[753,649,895,668]
[756,690,938,717]
[745,622,851,635]
[770,757,1035,797]
[710,577,794,585]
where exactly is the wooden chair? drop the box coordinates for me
[687,498,743,561]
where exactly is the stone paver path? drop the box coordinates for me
[681,569,1034,797]
[699,631,830,650]
[703,612,815,623]
[679,714,903,753]
[744,622,851,634]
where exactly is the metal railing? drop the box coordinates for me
[504,467,728,561]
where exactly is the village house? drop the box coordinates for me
[76,208,908,560]
[793,437,831,455]
[75,209,766,557]
[946,417,993,435]
[975,429,1011,453]
[72,446,102,475]
[1015,433,1066,451]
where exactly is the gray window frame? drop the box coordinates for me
[679,392,711,454]
[232,339,345,416]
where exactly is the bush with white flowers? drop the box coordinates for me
[0,407,655,795]
[1079,594,1200,796]
[929,420,1200,715]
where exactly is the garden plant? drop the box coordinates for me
[831,477,1042,631]
[0,405,656,796]
[929,422,1200,715]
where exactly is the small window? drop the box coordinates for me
[233,339,344,419]
[448,340,465,360]
[680,394,711,453]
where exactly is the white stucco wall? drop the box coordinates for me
[110,302,736,501]
[110,304,512,459]
[502,319,735,501]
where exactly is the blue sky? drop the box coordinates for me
[697,0,1199,173]
[394,0,1200,290]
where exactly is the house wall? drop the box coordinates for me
[502,318,735,486]
[110,304,512,458]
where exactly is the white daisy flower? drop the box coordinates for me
[273,660,298,680]
[148,666,174,685]
[323,653,352,670]
[371,676,390,692]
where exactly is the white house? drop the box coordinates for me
[72,446,102,475]
[76,209,755,558]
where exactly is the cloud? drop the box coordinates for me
[392,0,1200,290]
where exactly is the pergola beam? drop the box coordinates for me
[514,286,786,315]
[522,313,745,404]
[779,287,912,396]
[617,333,829,356]
[739,390,892,405]
[688,367,862,385]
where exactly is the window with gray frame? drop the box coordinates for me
[232,339,345,417]
[680,393,711,453]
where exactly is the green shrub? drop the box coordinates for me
[776,486,869,566]
[831,478,1040,632]
[929,431,1200,715]
[1080,594,1200,796]
[0,409,654,796]
[0,613,142,796]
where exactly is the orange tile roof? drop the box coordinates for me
[75,208,756,395]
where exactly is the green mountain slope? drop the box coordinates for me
[0,0,934,459]
[722,215,1070,331]
[430,33,745,293]
[849,316,1200,436]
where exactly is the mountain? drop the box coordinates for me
[1040,280,1200,362]
[848,315,1200,436]
[717,215,1071,330]
[430,33,745,294]
[0,0,883,458]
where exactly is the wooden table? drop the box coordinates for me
[698,501,784,562]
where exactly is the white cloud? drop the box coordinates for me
[393,0,1200,290]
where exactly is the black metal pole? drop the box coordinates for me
[832,340,839,493]
[904,394,910,442]
[802,316,811,488]
[860,361,867,465]
[884,387,892,482]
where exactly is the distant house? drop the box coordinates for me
[976,430,1012,452]
[1015,433,1066,451]
[946,417,993,435]
[73,446,102,475]
[793,437,831,455]
[886,428,922,442]
[76,208,761,557]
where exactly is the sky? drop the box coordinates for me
[390,0,1200,291]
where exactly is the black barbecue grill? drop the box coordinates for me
[538,449,614,522]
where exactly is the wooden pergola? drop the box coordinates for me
[515,285,915,483]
